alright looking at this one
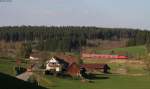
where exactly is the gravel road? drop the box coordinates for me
[16,72,33,81]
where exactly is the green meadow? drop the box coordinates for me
[96,45,147,57]
[0,49,150,89]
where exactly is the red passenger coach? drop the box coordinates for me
[82,53,128,59]
[115,55,128,59]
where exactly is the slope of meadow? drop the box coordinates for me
[95,45,147,57]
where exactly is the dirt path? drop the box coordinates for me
[16,72,33,81]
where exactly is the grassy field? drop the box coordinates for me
[40,74,150,89]
[0,57,27,76]
[0,57,16,76]
[95,45,147,57]
[0,55,150,89]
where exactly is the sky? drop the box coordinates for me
[0,0,150,29]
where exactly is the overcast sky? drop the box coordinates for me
[0,0,150,29]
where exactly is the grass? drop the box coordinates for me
[41,74,150,89]
[42,62,148,89]
[0,57,46,89]
[0,56,150,89]
[0,58,16,76]
[0,57,27,76]
[95,45,147,57]
[108,62,148,75]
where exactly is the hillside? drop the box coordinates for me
[0,26,150,52]
[0,52,150,89]
[0,72,46,89]
[95,45,147,57]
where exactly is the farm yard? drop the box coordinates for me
[42,75,150,89]
[0,59,150,89]
[0,41,149,89]
[0,45,150,89]
[87,45,147,58]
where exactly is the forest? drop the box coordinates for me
[0,26,150,52]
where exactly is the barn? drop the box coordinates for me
[80,64,110,73]
[67,63,81,77]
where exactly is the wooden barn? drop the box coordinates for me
[80,64,110,73]
[67,63,110,78]
[67,63,81,77]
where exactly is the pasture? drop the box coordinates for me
[95,45,147,57]
[39,74,150,89]
[0,54,150,89]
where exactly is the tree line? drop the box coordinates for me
[0,26,150,52]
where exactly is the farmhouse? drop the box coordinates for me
[45,55,80,76]
[45,57,69,72]
[56,54,79,64]
[45,55,111,77]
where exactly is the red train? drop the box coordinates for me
[82,53,128,59]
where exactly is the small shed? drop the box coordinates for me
[29,53,41,61]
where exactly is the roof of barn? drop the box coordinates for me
[80,64,107,69]
[55,55,78,65]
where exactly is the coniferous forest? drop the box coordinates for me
[0,26,150,52]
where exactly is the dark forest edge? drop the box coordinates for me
[0,26,150,52]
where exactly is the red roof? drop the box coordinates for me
[56,55,78,65]
[67,63,80,77]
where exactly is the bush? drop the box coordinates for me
[27,75,38,85]
[15,67,26,75]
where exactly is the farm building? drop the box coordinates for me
[67,63,81,77]
[45,57,69,72]
[28,51,50,61]
[82,53,128,59]
[29,52,42,61]
[80,64,110,73]
[46,57,61,72]
[45,55,111,77]
[67,63,110,77]
[45,55,79,73]
[45,56,79,76]
[29,55,39,61]
[56,54,79,64]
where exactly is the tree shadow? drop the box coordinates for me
[0,72,47,89]
[85,73,110,80]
